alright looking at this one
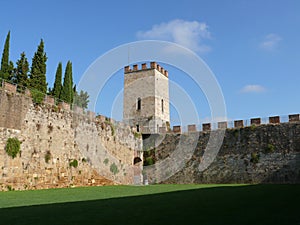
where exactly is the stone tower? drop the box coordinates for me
[123,62,170,134]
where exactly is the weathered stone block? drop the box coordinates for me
[164,70,168,77]
[58,102,70,111]
[202,123,211,131]
[269,116,280,124]
[124,66,130,73]
[188,124,197,132]
[74,106,83,114]
[234,120,244,128]
[218,121,227,129]
[44,96,55,105]
[251,118,261,125]
[173,125,181,133]
[141,127,151,134]
[97,115,106,122]
[141,63,147,70]
[150,61,157,69]
[159,127,167,133]
[87,111,95,120]
[133,64,138,71]
[3,82,16,93]
[289,114,300,122]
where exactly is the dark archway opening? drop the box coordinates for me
[133,157,142,165]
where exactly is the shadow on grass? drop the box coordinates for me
[0,184,299,225]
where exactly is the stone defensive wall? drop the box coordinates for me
[1,80,299,189]
[144,118,300,184]
[0,81,143,191]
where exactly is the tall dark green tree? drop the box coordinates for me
[70,64,74,103]
[29,39,47,93]
[52,62,62,99]
[15,52,29,89]
[0,31,14,80]
[72,84,76,104]
[7,61,14,81]
[74,90,90,109]
[60,61,73,104]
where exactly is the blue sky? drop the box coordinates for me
[0,0,299,126]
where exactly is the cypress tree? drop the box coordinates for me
[60,61,73,104]
[0,31,11,79]
[15,52,29,89]
[29,39,47,93]
[52,62,62,99]
[72,84,76,104]
[70,63,74,103]
[8,61,15,81]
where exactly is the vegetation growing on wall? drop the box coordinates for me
[45,151,51,163]
[143,148,156,166]
[234,129,240,138]
[103,158,109,165]
[69,159,78,168]
[166,121,171,131]
[81,158,87,163]
[5,137,21,159]
[134,132,141,139]
[31,89,45,104]
[110,163,119,175]
[250,152,260,164]
[104,119,115,136]
[265,143,275,153]
[250,124,256,130]
[144,157,154,166]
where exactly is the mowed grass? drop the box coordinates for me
[0,184,299,225]
[0,184,219,208]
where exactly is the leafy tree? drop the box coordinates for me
[74,90,90,109]
[52,62,62,99]
[60,61,73,104]
[15,52,29,90]
[0,31,10,79]
[29,39,47,93]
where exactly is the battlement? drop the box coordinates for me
[0,79,121,127]
[124,62,169,77]
[168,114,300,134]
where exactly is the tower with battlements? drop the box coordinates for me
[123,62,170,134]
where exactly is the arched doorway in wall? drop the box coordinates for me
[133,157,143,185]
[133,157,142,165]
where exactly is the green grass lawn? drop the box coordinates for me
[0,184,299,225]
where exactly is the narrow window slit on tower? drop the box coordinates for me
[161,99,164,113]
[136,124,140,132]
[137,98,141,110]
